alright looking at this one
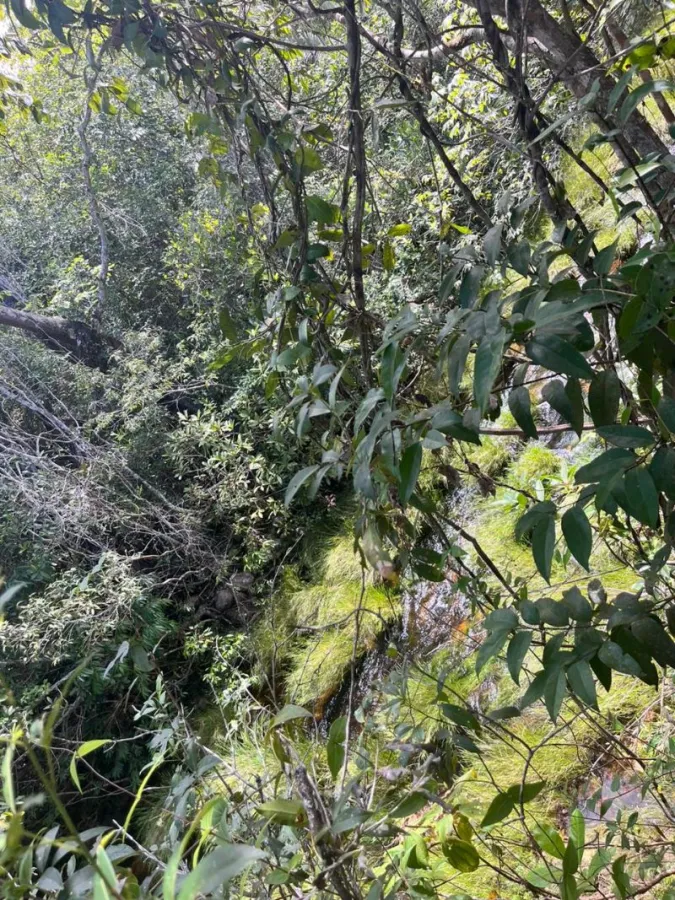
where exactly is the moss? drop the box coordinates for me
[509,443,561,491]
[465,435,512,477]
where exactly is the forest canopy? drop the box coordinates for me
[1,0,675,897]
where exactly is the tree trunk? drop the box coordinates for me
[0,305,120,370]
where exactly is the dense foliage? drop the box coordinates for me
[1,0,675,897]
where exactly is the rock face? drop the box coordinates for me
[194,573,256,626]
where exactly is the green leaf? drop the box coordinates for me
[399,443,423,507]
[536,597,569,626]
[177,844,267,899]
[326,716,347,779]
[544,667,566,722]
[382,240,396,271]
[541,379,583,435]
[10,0,43,29]
[69,740,111,794]
[2,741,15,811]
[391,791,427,818]
[569,807,585,852]
[474,333,504,414]
[598,641,646,679]
[631,616,675,667]
[567,660,597,707]
[380,343,406,402]
[623,467,659,527]
[285,466,320,506]
[47,0,75,44]
[480,792,514,827]
[442,839,480,873]
[355,388,385,432]
[657,396,675,434]
[294,146,323,173]
[306,195,337,225]
[387,223,411,236]
[596,424,655,448]
[532,823,566,859]
[219,308,238,341]
[508,239,530,275]
[441,703,479,730]
[515,501,556,541]
[447,333,471,395]
[619,79,675,122]
[593,241,617,276]
[575,448,635,483]
[532,515,555,583]
[650,446,675,500]
[508,386,538,439]
[459,266,484,308]
[506,780,545,803]
[526,335,593,379]
[483,223,503,266]
[270,704,313,728]
[475,627,510,673]
[407,835,429,869]
[256,799,307,826]
[561,507,592,571]
[507,631,532,685]
[561,586,592,622]
[588,370,620,426]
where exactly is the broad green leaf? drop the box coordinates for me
[508,386,537,439]
[483,223,503,266]
[507,630,532,685]
[355,388,385,432]
[448,333,471,395]
[567,660,597,707]
[575,448,635,484]
[387,223,411,236]
[532,823,566,859]
[544,667,566,722]
[619,79,674,122]
[515,501,556,540]
[532,515,555,583]
[569,807,585,851]
[10,0,43,29]
[177,844,267,900]
[561,507,592,571]
[399,443,423,507]
[270,704,313,727]
[506,780,545,803]
[256,799,307,826]
[519,669,548,709]
[631,616,675,667]
[442,839,479,872]
[623,467,659,527]
[441,703,479,730]
[588,370,620,426]
[475,627,510,673]
[541,379,582,435]
[480,792,514,827]
[561,586,592,622]
[593,241,617,276]
[474,333,504,414]
[294,146,322,173]
[306,195,337,225]
[596,424,655,448]
[326,716,347,779]
[536,597,569,626]
[382,240,395,271]
[459,266,484,308]
[285,466,319,506]
[218,308,237,341]
[526,335,593,379]
[407,835,429,869]
[380,343,406,401]
[70,740,111,794]
[390,791,427,818]
[650,446,675,500]
[657,396,675,433]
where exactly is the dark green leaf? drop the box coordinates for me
[391,792,427,818]
[475,628,510,673]
[515,501,556,541]
[506,780,545,803]
[447,333,471,395]
[631,616,675,667]
[561,507,592,571]
[567,660,597,707]
[270,704,313,727]
[596,425,655,448]
[480,792,514,828]
[561,586,593,622]
[459,266,484,308]
[441,703,479,730]
[532,515,555,583]
[327,716,347,779]
[575,448,635,484]
[306,195,338,225]
[483,223,503,266]
[256,800,307,826]
[526,335,593,379]
[507,631,532,685]
[177,844,267,899]
[544,667,566,722]
[532,823,566,859]
[474,333,505,414]
[508,386,538,439]
[657,396,675,433]
[623,467,659,527]
[588,370,620,426]
[619,79,675,123]
[536,597,569,626]
[442,839,480,872]
[285,466,320,506]
[519,670,548,709]
[650,446,675,500]
[399,443,423,507]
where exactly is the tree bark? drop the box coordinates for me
[0,305,120,370]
